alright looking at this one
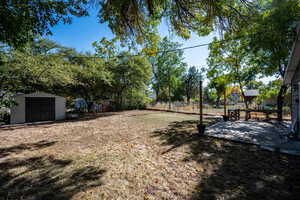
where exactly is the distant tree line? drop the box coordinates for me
[0,38,152,110]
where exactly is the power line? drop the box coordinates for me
[1,41,214,59]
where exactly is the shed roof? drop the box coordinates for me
[284,26,300,85]
[13,91,64,98]
[244,90,259,97]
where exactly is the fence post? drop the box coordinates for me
[224,89,227,117]
[199,80,203,124]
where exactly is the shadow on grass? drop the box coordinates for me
[0,140,57,159]
[152,120,300,200]
[0,141,105,200]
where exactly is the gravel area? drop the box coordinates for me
[205,120,290,146]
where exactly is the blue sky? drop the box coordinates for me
[46,10,215,68]
[46,10,276,85]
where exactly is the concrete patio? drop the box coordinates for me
[205,120,300,155]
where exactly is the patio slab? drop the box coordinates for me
[204,120,300,155]
[205,120,289,146]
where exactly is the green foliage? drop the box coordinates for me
[204,86,218,105]
[0,0,88,48]
[1,38,151,111]
[149,37,187,102]
[207,75,230,107]
[93,38,152,109]
[246,80,264,90]
[183,66,204,103]
[109,53,152,109]
[97,0,253,43]
[207,34,260,108]
[220,0,300,118]
[257,79,282,104]
[245,0,300,77]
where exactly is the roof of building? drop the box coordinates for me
[284,26,300,85]
[244,89,259,97]
[12,91,64,98]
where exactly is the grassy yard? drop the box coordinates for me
[0,110,299,200]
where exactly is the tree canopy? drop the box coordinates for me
[98,0,254,43]
[0,0,89,48]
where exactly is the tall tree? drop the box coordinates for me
[244,0,300,120]
[207,37,259,109]
[149,37,187,103]
[93,37,152,109]
[109,53,151,109]
[207,75,230,108]
[183,66,203,104]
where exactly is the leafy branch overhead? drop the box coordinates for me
[0,0,254,48]
[98,0,254,42]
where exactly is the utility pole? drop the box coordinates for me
[197,79,206,134]
[224,89,227,117]
[199,80,203,125]
[168,68,171,110]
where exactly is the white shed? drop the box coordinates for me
[10,92,66,124]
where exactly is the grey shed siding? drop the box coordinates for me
[291,65,300,124]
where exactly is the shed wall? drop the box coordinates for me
[10,92,66,124]
[55,96,66,120]
[10,96,25,124]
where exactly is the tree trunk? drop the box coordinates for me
[234,61,248,109]
[224,89,227,116]
[155,87,160,102]
[240,87,249,109]
[168,69,171,110]
[216,95,221,108]
[277,85,287,121]
[168,84,171,110]
[187,96,191,104]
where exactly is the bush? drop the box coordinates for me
[0,111,10,125]
[122,90,151,110]
[283,106,291,115]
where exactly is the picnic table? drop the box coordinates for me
[228,109,278,121]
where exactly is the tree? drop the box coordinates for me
[204,86,218,105]
[0,41,76,95]
[207,75,230,108]
[183,66,203,104]
[109,53,152,109]
[97,0,254,43]
[244,0,300,120]
[207,37,259,109]
[149,37,187,104]
[93,37,152,109]
[257,79,284,107]
[246,80,264,90]
[0,0,88,48]
[69,57,111,102]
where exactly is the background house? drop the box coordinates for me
[244,89,259,107]
[10,92,66,124]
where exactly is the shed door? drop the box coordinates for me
[25,97,55,122]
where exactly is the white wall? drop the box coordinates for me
[10,92,66,124]
[55,96,66,120]
[10,96,25,124]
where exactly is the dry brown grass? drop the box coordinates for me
[0,110,299,200]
